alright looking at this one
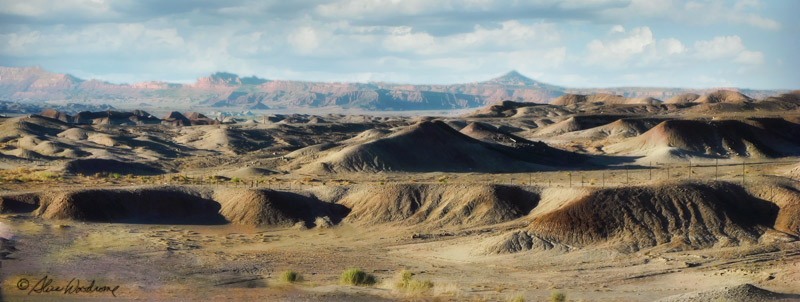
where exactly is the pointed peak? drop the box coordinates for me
[486,70,537,86]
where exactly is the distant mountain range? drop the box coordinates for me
[0,66,789,111]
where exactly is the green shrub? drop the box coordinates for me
[279,270,302,283]
[550,290,566,302]
[230,177,242,183]
[395,270,433,293]
[109,173,122,179]
[340,268,376,286]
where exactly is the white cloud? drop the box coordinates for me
[382,27,437,54]
[585,26,655,66]
[382,20,560,55]
[0,0,114,18]
[693,36,745,59]
[734,50,764,65]
[609,25,625,34]
[657,38,686,55]
[287,26,320,54]
[603,0,780,30]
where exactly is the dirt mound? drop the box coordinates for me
[487,231,569,254]
[300,121,552,173]
[222,167,277,178]
[588,93,628,104]
[551,94,587,106]
[213,188,349,227]
[61,158,163,175]
[745,179,800,236]
[535,115,621,136]
[0,193,40,213]
[466,101,569,118]
[523,181,777,252]
[561,118,664,140]
[694,90,753,104]
[56,127,92,140]
[162,111,191,126]
[656,283,800,302]
[36,186,226,224]
[628,97,663,105]
[184,112,220,125]
[39,109,72,123]
[177,126,270,155]
[338,184,538,228]
[665,93,700,104]
[0,115,68,142]
[550,94,629,105]
[459,122,530,146]
[344,129,391,143]
[605,119,800,159]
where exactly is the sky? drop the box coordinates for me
[0,0,798,89]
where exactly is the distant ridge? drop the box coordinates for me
[0,66,790,111]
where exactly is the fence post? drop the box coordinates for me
[742,160,746,186]
[626,166,629,184]
[649,161,652,180]
[715,159,719,180]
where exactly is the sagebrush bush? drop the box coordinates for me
[550,290,566,302]
[340,268,376,286]
[395,270,433,293]
[280,270,302,283]
[508,294,525,302]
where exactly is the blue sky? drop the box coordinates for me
[1,0,798,89]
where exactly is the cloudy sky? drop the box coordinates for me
[1,0,798,89]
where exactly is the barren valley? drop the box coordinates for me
[1,89,800,301]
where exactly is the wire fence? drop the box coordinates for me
[12,159,796,191]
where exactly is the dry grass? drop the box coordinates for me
[279,270,303,283]
[550,290,566,302]
[394,270,433,294]
[340,268,376,286]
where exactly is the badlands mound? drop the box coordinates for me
[35,186,226,224]
[665,93,700,104]
[522,181,784,252]
[338,184,538,228]
[656,283,800,302]
[605,118,800,160]
[694,90,753,104]
[0,193,40,213]
[466,100,570,118]
[534,115,623,136]
[213,188,349,227]
[550,94,588,106]
[299,121,570,173]
[459,122,530,146]
[61,158,164,175]
[560,118,665,140]
[550,93,631,106]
